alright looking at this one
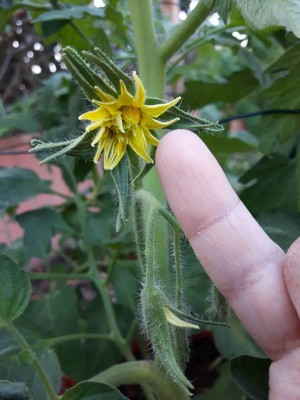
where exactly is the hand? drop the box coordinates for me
[156,129,300,400]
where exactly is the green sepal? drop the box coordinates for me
[140,284,193,395]
[110,154,131,232]
[93,47,135,94]
[147,97,223,132]
[82,51,125,95]
[171,325,189,372]
[62,47,117,99]
[29,130,95,164]
[168,304,230,328]
[62,55,97,102]
[132,148,155,186]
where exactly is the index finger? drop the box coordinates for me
[156,129,300,360]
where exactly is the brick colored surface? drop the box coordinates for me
[0,133,76,244]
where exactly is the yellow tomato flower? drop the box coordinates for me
[79,71,181,169]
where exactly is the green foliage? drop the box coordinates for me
[1,1,299,399]
[240,154,298,212]
[61,381,129,400]
[197,361,244,399]
[0,381,29,400]
[16,208,72,260]
[236,0,300,38]
[0,168,50,210]
[0,255,31,328]
[0,346,62,400]
[231,356,271,400]
[110,155,131,232]
[33,6,105,22]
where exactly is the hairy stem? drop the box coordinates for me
[128,0,164,96]
[91,360,186,400]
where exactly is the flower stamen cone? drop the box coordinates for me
[79,71,181,169]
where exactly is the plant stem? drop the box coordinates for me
[129,0,171,290]
[128,0,164,96]
[105,251,119,285]
[173,229,183,307]
[144,205,158,288]
[41,333,112,347]
[6,322,58,400]
[91,360,181,400]
[85,242,134,360]
[159,0,215,63]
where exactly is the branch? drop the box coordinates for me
[159,0,215,63]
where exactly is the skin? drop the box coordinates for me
[155,129,300,399]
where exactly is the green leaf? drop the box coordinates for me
[41,20,68,37]
[0,113,40,134]
[0,167,50,210]
[13,0,51,10]
[239,154,298,212]
[0,0,12,9]
[257,212,300,251]
[83,212,111,246]
[257,44,300,147]
[0,255,31,328]
[201,132,257,154]
[236,0,300,38]
[197,361,244,399]
[28,287,84,380]
[62,381,129,400]
[216,0,234,23]
[110,155,130,232]
[82,297,122,378]
[231,356,271,400]
[0,347,61,399]
[16,208,72,260]
[182,69,259,108]
[213,315,264,359]
[0,381,29,400]
[33,6,104,22]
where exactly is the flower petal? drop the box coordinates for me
[92,99,120,114]
[93,134,107,163]
[142,114,179,129]
[142,126,159,146]
[128,126,152,163]
[106,140,126,170]
[132,71,146,107]
[95,86,117,102]
[92,126,106,146]
[141,97,181,117]
[114,112,125,132]
[79,107,108,121]
[118,80,134,106]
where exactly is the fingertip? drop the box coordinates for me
[156,129,202,167]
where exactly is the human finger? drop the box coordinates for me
[156,129,300,360]
[284,237,300,320]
